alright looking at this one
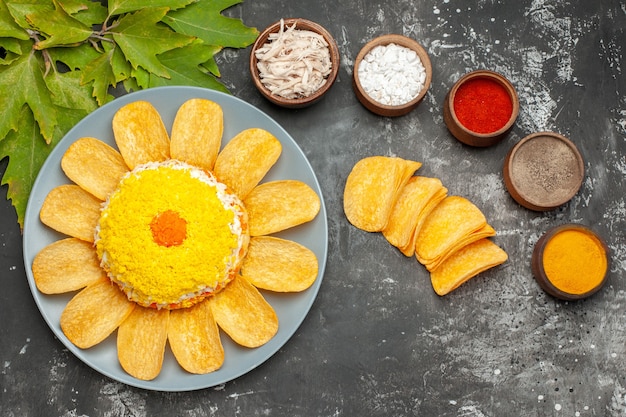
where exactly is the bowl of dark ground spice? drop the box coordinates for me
[443,70,519,147]
[503,132,584,211]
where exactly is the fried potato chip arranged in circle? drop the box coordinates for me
[415,196,489,266]
[344,156,422,232]
[112,100,170,170]
[244,180,320,236]
[61,137,128,201]
[33,238,106,294]
[214,128,282,199]
[430,239,508,296]
[170,98,223,171]
[117,307,170,381]
[209,277,278,348]
[241,236,318,292]
[168,300,224,374]
[39,184,102,242]
[382,176,448,257]
[60,279,135,349]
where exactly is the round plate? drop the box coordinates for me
[22,86,328,392]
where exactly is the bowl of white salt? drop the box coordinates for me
[353,34,432,117]
[250,18,340,108]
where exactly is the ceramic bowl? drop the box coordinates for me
[352,34,432,117]
[531,224,610,301]
[503,131,584,211]
[249,18,340,108]
[443,70,519,147]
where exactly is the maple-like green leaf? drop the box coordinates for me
[58,0,108,26]
[0,0,29,39]
[49,42,102,70]
[111,7,195,78]
[0,45,57,143]
[81,46,118,105]
[5,2,54,31]
[27,0,92,49]
[45,69,98,112]
[108,0,195,16]
[0,37,23,65]
[146,39,228,92]
[162,0,258,48]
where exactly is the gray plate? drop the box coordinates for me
[22,86,328,392]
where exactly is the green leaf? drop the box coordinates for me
[147,39,228,92]
[0,45,57,143]
[49,42,102,70]
[108,0,196,16]
[0,0,29,39]
[57,0,108,26]
[162,0,258,48]
[27,0,92,49]
[81,46,118,105]
[45,69,98,112]
[5,1,54,31]
[111,7,194,78]
[0,37,24,65]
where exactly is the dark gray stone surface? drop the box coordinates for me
[1,0,625,415]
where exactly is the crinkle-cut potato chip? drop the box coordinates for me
[382,176,447,256]
[209,277,278,348]
[168,300,224,374]
[344,156,422,232]
[60,279,135,349]
[112,100,170,170]
[241,236,318,292]
[39,184,102,242]
[244,180,320,236]
[214,128,282,199]
[117,307,170,381]
[415,195,488,265]
[430,238,508,296]
[61,137,128,201]
[422,223,497,272]
[33,238,106,294]
[170,98,223,171]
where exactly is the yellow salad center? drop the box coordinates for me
[95,161,248,309]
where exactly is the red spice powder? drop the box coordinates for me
[150,210,187,247]
[453,77,513,134]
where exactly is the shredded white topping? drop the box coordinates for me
[255,19,332,99]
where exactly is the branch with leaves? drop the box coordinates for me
[0,0,258,228]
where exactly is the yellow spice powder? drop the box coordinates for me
[97,165,240,306]
[542,229,607,295]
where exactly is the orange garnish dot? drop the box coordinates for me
[150,210,187,247]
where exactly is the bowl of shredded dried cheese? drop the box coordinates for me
[353,34,432,117]
[250,18,340,108]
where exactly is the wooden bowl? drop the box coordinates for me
[443,70,519,147]
[503,132,584,211]
[353,34,432,117]
[249,18,340,108]
[531,224,610,301]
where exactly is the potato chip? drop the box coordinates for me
[415,195,488,266]
[168,300,224,374]
[422,223,497,272]
[382,176,447,256]
[241,236,318,292]
[244,180,320,236]
[209,276,278,348]
[33,237,106,294]
[61,137,128,201]
[60,279,135,349]
[430,238,508,296]
[170,98,223,171]
[344,156,422,232]
[112,100,170,170]
[214,128,282,199]
[40,184,102,242]
[117,307,170,381]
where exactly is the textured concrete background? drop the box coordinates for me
[1,0,625,415]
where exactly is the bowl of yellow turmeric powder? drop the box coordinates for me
[531,224,610,301]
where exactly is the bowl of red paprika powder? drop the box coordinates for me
[531,224,610,301]
[443,70,519,147]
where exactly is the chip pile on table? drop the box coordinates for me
[343,156,507,295]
